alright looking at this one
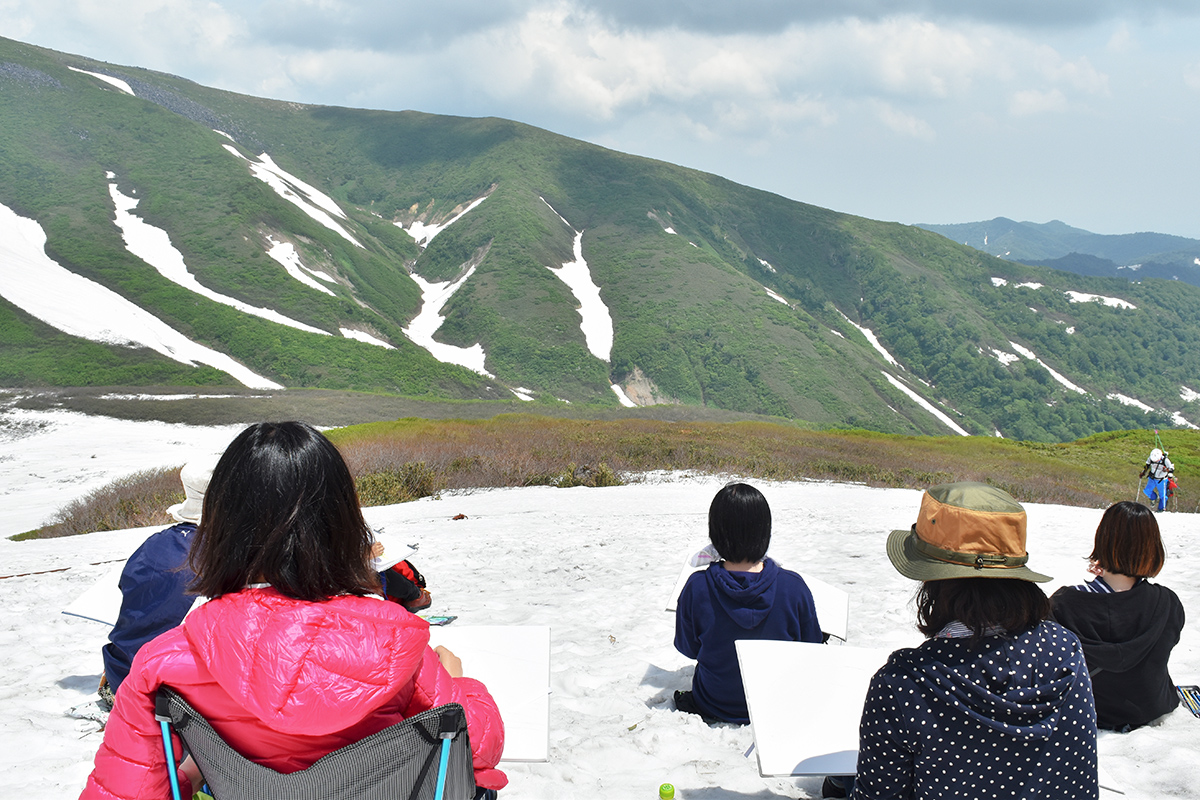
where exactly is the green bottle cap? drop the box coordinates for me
[659,783,675,800]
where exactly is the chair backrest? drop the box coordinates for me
[156,687,476,800]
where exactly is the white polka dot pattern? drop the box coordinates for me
[853,621,1098,799]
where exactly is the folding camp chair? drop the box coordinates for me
[155,687,476,800]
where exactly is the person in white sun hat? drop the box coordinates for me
[98,456,218,708]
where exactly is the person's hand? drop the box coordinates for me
[179,755,202,791]
[435,645,463,678]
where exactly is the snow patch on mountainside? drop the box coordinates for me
[763,286,789,305]
[402,194,489,248]
[838,311,901,368]
[1008,341,1088,395]
[403,267,492,376]
[610,383,637,407]
[1182,386,1200,402]
[339,328,394,349]
[1106,394,1197,429]
[223,146,361,247]
[1106,393,1155,413]
[68,67,133,95]
[758,258,777,274]
[542,201,615,362]
[0,203,281,390]
[511,387,534,402]
[880,373,969,436]
[989,347,1020,366]
[1065,291,1136,309]
[265,237,336,296]
[1172,412,1198,429]
[107,182,328,336]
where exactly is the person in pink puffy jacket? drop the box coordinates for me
[80,421,506,800]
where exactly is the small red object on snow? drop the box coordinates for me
[452,513,467,520]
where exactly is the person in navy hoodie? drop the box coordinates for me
[841,482,1098,800]
[673,482,822,724]
[98,457,216,707]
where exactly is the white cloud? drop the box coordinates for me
[1106,22,1133,53]
[1009,87,1067,115]
[873,101,936,140]
[1185,62,1200,91]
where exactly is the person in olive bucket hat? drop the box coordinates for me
[824,482,1099,800]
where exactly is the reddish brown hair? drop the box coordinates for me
[1089,501,1165,579]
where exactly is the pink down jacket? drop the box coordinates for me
[80,587,506,799]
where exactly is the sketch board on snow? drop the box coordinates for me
[427,625,551,763]
[737,639,889,776]
[665,551,849,641]
[61,529,415,627]
[62,561,127,625]
[735,639,1125,795]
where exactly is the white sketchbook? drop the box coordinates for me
[428,625,551,763]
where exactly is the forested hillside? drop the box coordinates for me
[2,36,1199,442]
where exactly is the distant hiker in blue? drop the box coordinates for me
[1140,448,1174,512]
[673,482,822,724]
[98,457,216,708]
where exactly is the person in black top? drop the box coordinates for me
[1051,501,1185,730]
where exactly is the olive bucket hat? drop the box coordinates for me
[886,481,1051,582]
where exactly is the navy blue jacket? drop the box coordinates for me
[101,522,197,693]
[675,558,822,723]
[854,621,1098,800]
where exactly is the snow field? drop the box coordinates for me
[4,475,1198,798]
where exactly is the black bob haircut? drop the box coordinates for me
[708,482,771,564]
[916,577,1051,646]
[189,421,379,601]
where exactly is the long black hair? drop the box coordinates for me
[188,421,379,601]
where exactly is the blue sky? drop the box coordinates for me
[5,0,1199,237]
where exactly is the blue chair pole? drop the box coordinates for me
[159,720,183,800]
[433,736,453,800]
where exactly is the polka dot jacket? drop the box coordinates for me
[853,620,1098,799]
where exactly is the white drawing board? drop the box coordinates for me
[736,639,889,776]
[62,561,125,625]
[428,625,551,763]
[665,552,849,641]
[736,639,1125,795]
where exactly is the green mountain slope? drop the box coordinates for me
[2,37,1200,442]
